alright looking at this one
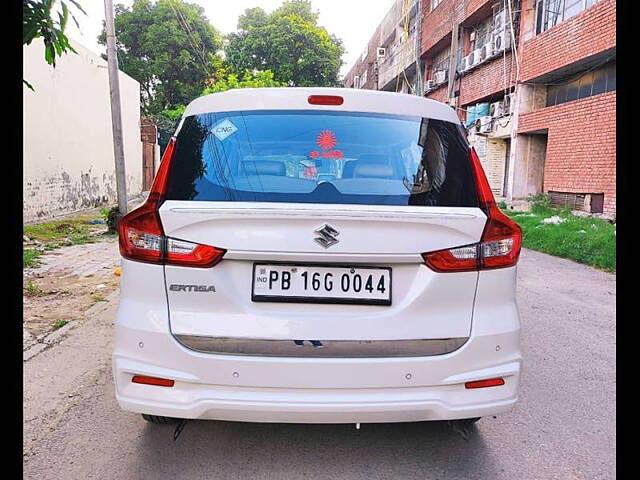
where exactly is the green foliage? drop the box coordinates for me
[506,208,616,272]
[161,105,186,122]
[203,70,286,94]
[25,281,44,297]
[100,206,120,233]
[23,0,86,89]
[52,319,69,330]
[225,0,344,87]
[98,0,223,114]
[497,200,507,210]
[23,249,43,268]
[155,70,284,149]
[528,193,553,212]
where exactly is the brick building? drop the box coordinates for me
[343,0,616,217]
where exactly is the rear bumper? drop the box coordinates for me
[113,328,520,423]
[113,260,521,423]
[116,368,519,424]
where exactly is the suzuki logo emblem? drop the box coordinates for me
[314,224,340,249]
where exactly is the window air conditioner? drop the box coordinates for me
[480,42,494,62]
[494,10,506,31]
[494,29,511,53]
[479,115,493,133]
[434,70,447,84]
[490,100,504,118]
[464,52,474,71]
[472,48,483,66]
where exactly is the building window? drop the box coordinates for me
[361,69,368,88]
[472,17,494,50]
[430,0,443,11]
[546,61,615,107]
[535,0,602,35]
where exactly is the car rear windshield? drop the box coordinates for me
[164,110,478,207]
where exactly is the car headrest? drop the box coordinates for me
[241,161,286,176]
[352,163,395,179]
[342,161,357,178]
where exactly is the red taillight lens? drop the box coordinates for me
[465,377,505,389]
[118,201,164,264]
[165,238,225,268]
[118,138,226,267]
[308,95,344,105]
[131,375,175,387]
[423,147,522,272]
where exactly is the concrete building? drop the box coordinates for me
[23,39,144,223]
[343,0,616,217]
[343,0,423,94]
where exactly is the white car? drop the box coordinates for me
[114,87,522,427]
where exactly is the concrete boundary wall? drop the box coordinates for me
[23,39,143,223]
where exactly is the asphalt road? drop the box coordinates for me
[23,248,616,479]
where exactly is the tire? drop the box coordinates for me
[141,414,180,425]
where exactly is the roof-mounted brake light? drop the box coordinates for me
[308,95,344,106]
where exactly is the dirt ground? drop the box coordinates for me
[23,238,121,339]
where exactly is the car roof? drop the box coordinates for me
[182,87,461,124]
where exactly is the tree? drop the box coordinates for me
[202,69,285,94]
[23,0,86,90]
[98,0,223,114]
[225,0,344,88]
[157,69,285,154]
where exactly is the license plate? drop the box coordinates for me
[252,264,392,306]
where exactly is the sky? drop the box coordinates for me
[64,0,392,77]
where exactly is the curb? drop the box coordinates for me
[23,289,119,362]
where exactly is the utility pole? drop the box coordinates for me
[447,22,459,104]
[104,0,128,218]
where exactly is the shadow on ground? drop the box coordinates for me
[130,418,497,479]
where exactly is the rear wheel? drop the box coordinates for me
[141,414,180,425]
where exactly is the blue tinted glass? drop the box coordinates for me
[166,110,478,207]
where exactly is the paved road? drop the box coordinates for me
[23,248,616,479]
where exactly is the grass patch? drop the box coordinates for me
[52,319,69,330]
[23,216,105,269]
[92,295,106,302]
[506,206,616,272]
[25,281,43,297]
[24,218,97,246]
[23,249,43,268]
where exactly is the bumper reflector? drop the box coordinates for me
[465,377,505,389]
[131,375,175,387]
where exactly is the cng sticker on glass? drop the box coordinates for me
[211,119,238,141]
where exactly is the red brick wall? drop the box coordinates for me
[520,0,616,82]
[420,0,456,55]
[518,92,616,215]
[459,53,515,106]
[425,84,449,103]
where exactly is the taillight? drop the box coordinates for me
[423,147,522,272]
[118,138,226,267]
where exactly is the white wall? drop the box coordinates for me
[23,38,143,223]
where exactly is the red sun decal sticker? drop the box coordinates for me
[317,130,337,150]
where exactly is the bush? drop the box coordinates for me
[528,193,552,213]
[101,206,120,234]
